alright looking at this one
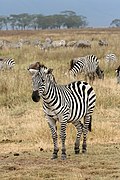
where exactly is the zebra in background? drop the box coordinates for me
[28,62,96,160]
[0,57,15,70]
[105,53,117,63]
[98,39,108,46]
[69,55,104,84]
[75,40,91,48]
[115,65,120,84]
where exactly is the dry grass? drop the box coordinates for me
[0,28,120,179]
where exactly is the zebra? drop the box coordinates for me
[0,57,15,70]
[105,53,117,63]
[115,65,120,84]
[28,62,96,160]
[52,40,66,48]
[69,55,104,83]
[75,40,91,48]
[98,39,108,46]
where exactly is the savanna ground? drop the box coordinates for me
[0,28,120,179]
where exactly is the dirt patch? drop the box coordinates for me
[0,143,120,179]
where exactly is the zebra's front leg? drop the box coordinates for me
[47,119,59,159]
[60,121,67,160]
[82,115,91,153]
[73,121,83,154]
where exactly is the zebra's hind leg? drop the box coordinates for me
[73,121,83,154]
[82,114,91,153]
[60,121,67,160]
[47,119,59,159]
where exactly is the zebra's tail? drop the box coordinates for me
[88,115,92,132]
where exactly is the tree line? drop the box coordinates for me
[0,11,88,30]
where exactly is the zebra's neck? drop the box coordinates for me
[70,62,84,75]
[42,81,57,102]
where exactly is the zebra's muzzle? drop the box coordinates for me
[32,90,40,102]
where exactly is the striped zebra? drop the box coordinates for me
[75,40,91,48]
[105,53,117,63]
[98,39,108,46]
[28,62,96,160]
[0,57,15,70]
[69,55,104,83]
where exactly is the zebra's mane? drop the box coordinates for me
[69,59,75,70]
[69,57,84,70]
[28,62,48,72]
[38,64,52,74]
[39,64,57,83]
[29,62,46,70]
[39,63,47,69]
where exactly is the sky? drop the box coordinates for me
[0,0,120,27]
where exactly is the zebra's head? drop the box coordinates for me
[28,61,40,75]
[96,65,104,80]
[28,62,55,102]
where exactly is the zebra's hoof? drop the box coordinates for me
[82,149,87,153]
[51,153,58,159]
[61,154,66,160]
[75,149,80,154]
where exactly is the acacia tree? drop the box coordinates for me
[0,16,9,30]
[60,11,88,28]
[9,14,19,30]
[110,19,120,27]
[0,17,4,29]
[16,13,31,30]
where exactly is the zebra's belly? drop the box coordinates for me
[43,103,87,122]
[45,111,85,123]
[67,111,86,123]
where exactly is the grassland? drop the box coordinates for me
[0,28,120,179]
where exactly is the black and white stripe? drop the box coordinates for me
[0,57,15,70]
[69,55,104,83]
[28,62,96,160]
[105,53,117,63]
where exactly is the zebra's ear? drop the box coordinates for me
[28,69,39,75]
[36,62,40,68]
[47,68,53,74]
